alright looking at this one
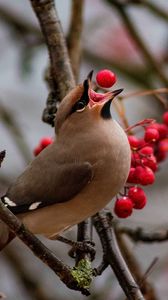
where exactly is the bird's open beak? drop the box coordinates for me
[100,89,123,119]
[110,89,123,98]
[89,87,123,108]
[81,71,123,109]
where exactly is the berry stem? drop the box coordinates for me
[119,87,168,108]
[125,119,155,133]
[113,100,131,131]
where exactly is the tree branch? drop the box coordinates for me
[76,220,94,265]
[126,0,168,22]
[29,0,75,126]
[92,210,145,300]
[30,0,75,101]
[0,200,90,296]
[117,232,158,300]
[120,226,168,243]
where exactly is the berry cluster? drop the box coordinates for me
[33,137,53,156]
[114,113,168,218]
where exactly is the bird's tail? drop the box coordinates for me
[0,196,15,250]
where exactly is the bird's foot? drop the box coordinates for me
[68,240,96,261]
[55,235,95,261]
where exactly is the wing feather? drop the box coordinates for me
[3,147,93,214]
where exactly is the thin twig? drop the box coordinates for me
[125,118,154,133]
[93,256,109,276]
[67,0,84,81]
[113,100,130,129]
[127,0,168,22]
[0,200,90,295]
[143,1,168,22]
[93,210,145,300]
[120,87,168,107]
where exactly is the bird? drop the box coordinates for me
[0,71,131,250]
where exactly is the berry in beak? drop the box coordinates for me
[89,88,123,108]
[83,71,123,110]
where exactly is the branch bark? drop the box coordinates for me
[76,220,94,265]
[0,200,90,295]
[30,0,75,102]
[93,210,145,300]
[117,233,158,300]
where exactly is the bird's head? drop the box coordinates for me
[55,71,123,134]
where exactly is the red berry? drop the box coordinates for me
[134,166,155,185]
[155,150,167,162]
[148,123,168,140]
[158,139,168,152]
[127,167,139,184]
[131,153,140,167]
[128,186,147,209]
[144,128,159,142]
[157,124,168,139]
[141,154,157,172]
[40,137,53,148]
[138,138,146,148]
[139,146,154,156]
[96,69,117,88]
[128,135,140,149]
[33,145,43,156]
[163,111,168,126]
[148,123,159,130]
[114,197,133,218]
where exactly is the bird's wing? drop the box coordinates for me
[3,160,93,214]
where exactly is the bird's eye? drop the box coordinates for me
[75,101,86,113]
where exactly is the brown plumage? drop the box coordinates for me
[0,73,131,247]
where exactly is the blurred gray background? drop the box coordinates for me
[0,0,168,299]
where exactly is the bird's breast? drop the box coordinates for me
[22,119,131,238]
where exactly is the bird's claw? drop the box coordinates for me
[68,240,96,261]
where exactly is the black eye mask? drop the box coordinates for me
[71,79,90,114]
